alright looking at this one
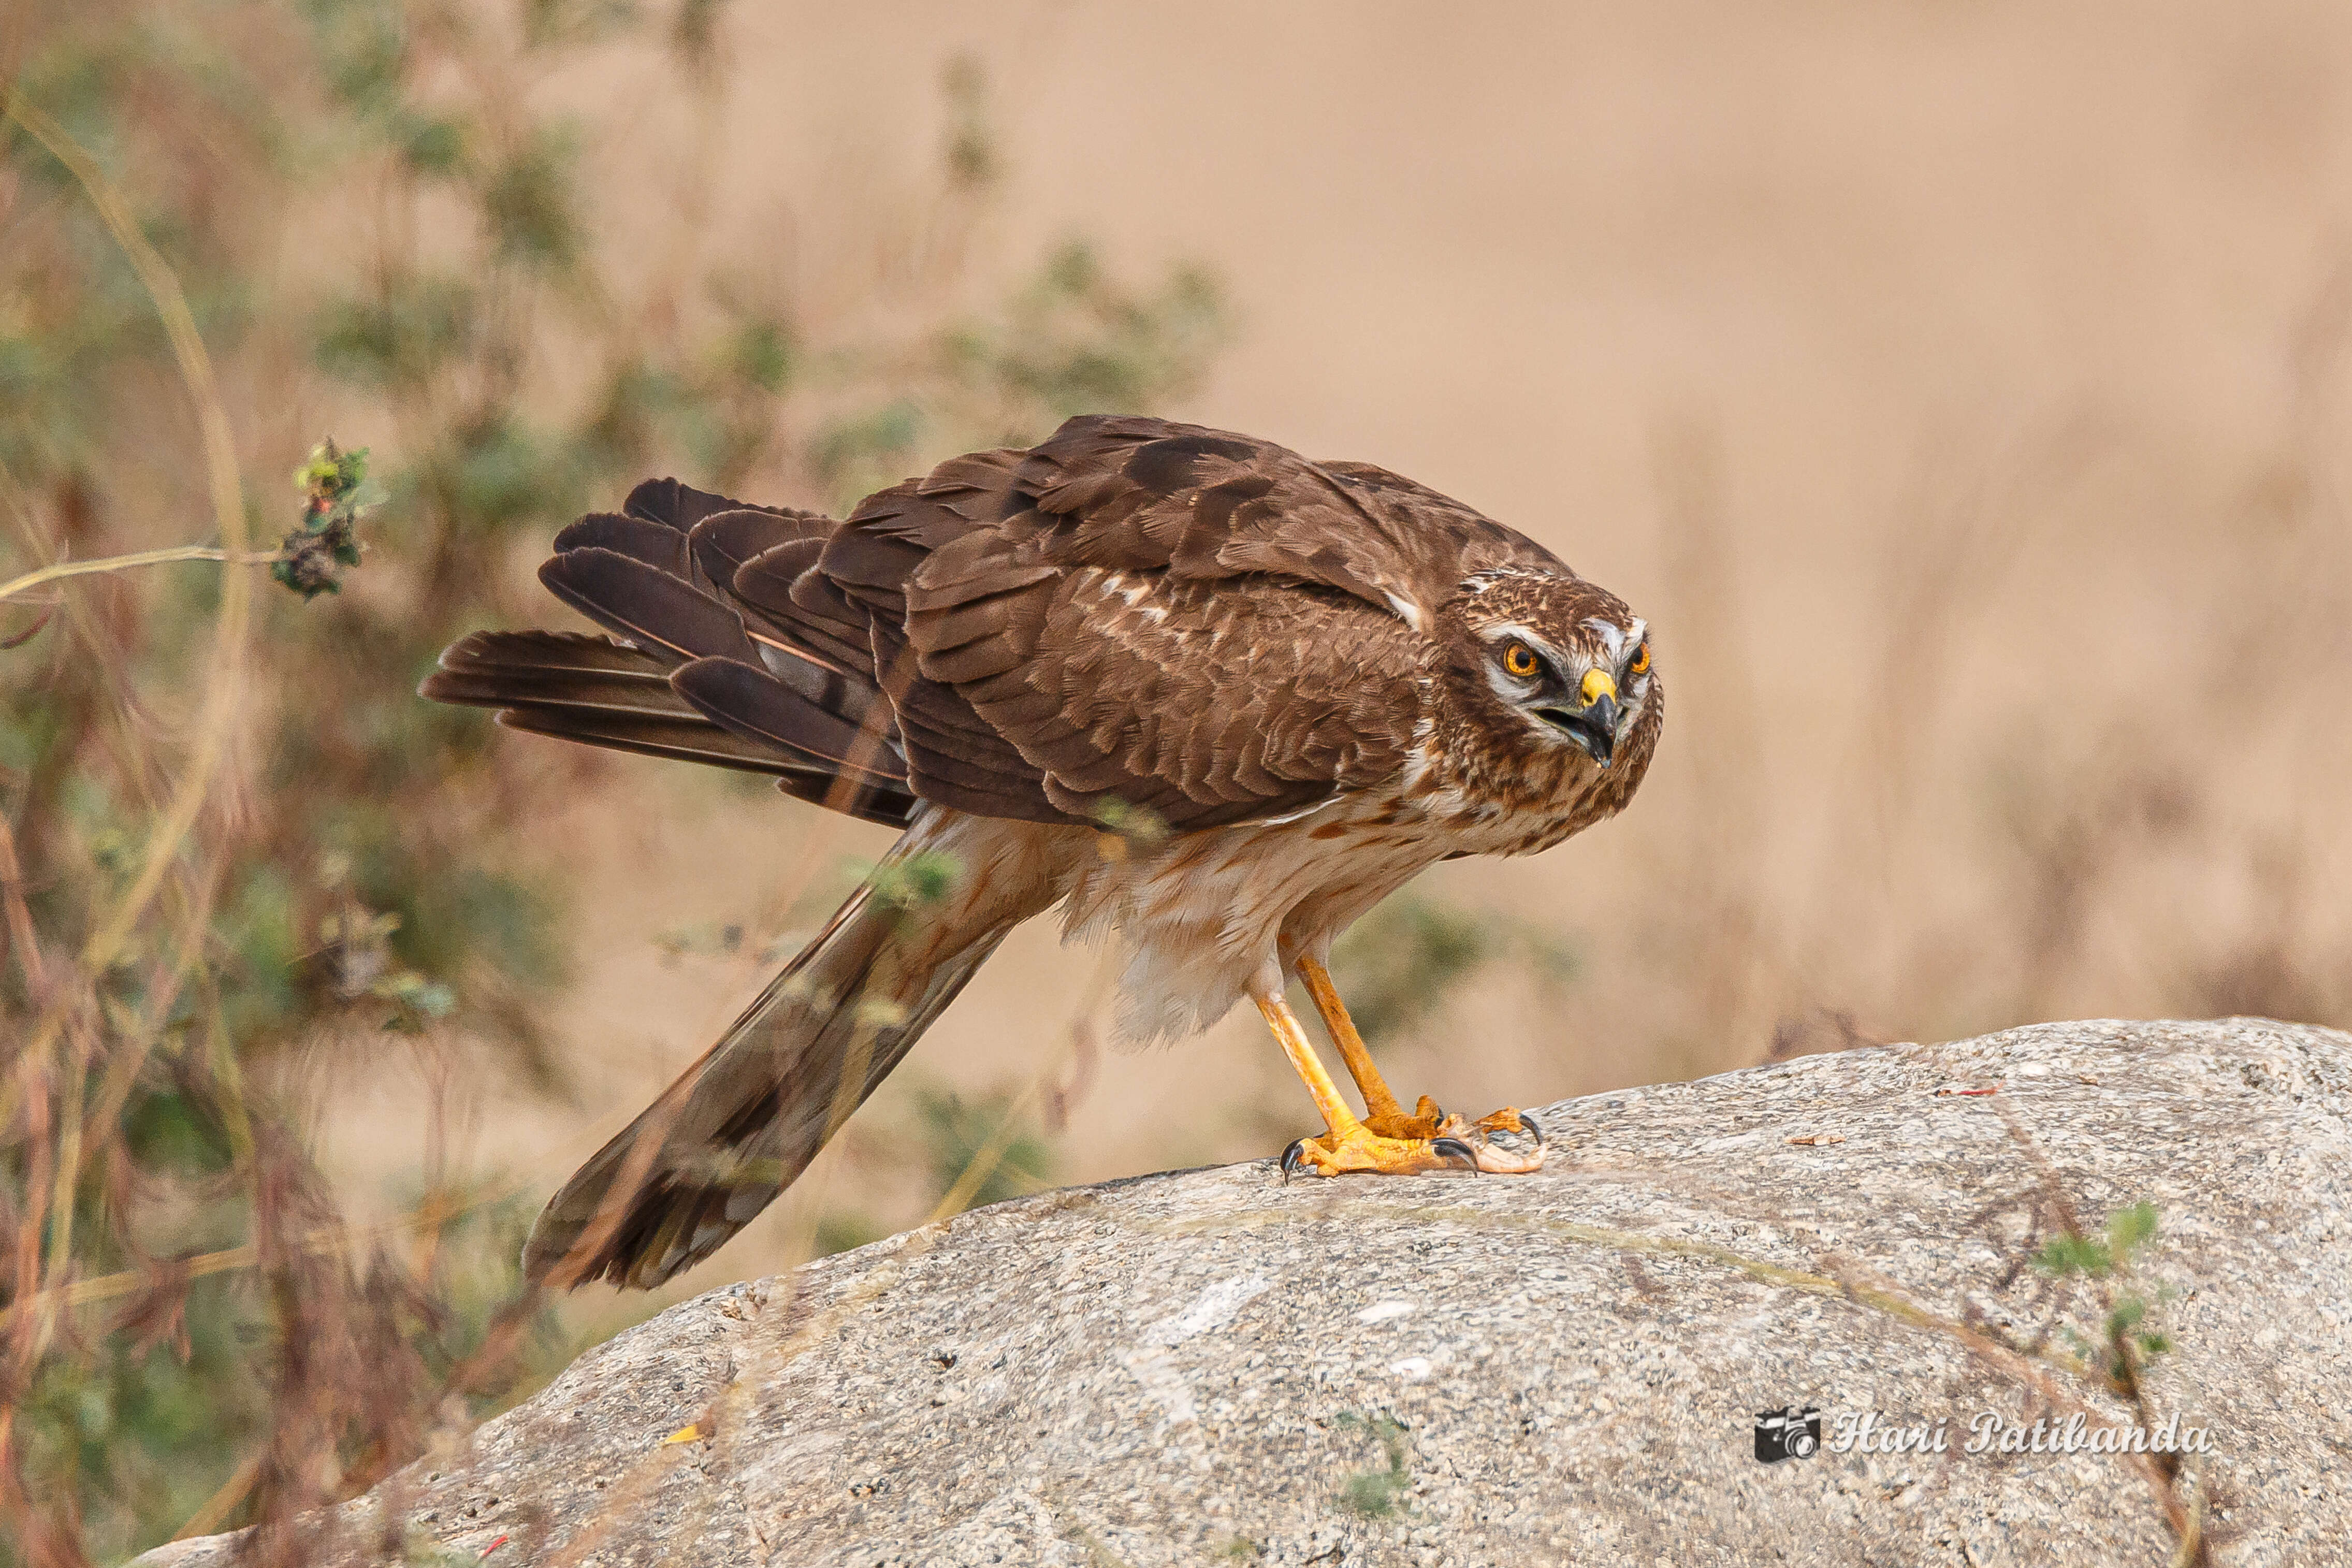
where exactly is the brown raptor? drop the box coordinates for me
[423,415,1663,1287]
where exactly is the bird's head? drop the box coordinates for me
[1433,570,1659,775]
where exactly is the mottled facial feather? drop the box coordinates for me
[1440,573,1655,750]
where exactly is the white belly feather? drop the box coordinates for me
[898,765,1588,1050]
[1056,780,1575,1046]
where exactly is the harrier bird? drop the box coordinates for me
[424,416,1662,1287]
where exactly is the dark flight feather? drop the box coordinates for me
[687,507,831,595]
[492,707,791,774]
[669,657,908,787]
[551,512,692,577]
[538,547,761,665]
[623,477,783,534]
[422,630,914,825]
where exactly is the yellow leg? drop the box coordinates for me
[1297,954,1443,1136]
[1252,985,1362,1138]
[1252,982,1475,1177]
[1273,959,1548,1177]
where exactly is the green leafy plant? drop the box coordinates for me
[2035,1201,2175,1382]
[2033,1200,2159,1280]
[1089,796,1171,854]
[1334,1411,1413,1517]
[868,851,965,918]
[1326,891,1578,1047]
[271,441,374,599]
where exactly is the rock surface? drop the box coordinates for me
[142,1019,2352,1567]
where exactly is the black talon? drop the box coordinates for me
[1281,1138,1310,1183]
[1520,1112,1544,1149]
[1431,1135,1480,1173]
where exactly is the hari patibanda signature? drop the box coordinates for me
[1830,1410,2217,1458]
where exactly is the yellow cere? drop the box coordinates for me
[1581,667,1618,704]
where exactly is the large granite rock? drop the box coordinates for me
[143,1019,2352,1566]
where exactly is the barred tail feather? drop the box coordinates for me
[520,819,1031,1289]
[421,630,919,825]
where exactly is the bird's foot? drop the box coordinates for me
[1361,1094,1448,1140]
[1444,1107,1545,1174]
[1359,1099,1546,1174]
[1281,1123,1479,1179]
[1280,1109,1544,1180]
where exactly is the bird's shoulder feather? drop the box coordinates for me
[813,417,1449,828]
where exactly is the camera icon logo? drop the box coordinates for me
[1754,1404,1822,1463]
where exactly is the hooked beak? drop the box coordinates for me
[1537,668,1620,766]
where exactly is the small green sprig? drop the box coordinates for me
[273,439,376,599]
[1335,1412,1413,1517]
[1088,796,1169,862]
[867,849,963,914]
[2033,1200,2158,1280]
[312,853,457,1032]
[2035,1201,2175,1382]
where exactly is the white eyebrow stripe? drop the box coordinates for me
[1460,567,1563,589]
[1478,622,1577,674]
[1480,662,1528,706]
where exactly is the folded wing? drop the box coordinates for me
[426,418,1546,832]
[422,478,917,827]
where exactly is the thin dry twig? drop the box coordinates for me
[0,544,288,604]
[0,1171,538,1336]
[0,89,256,1088]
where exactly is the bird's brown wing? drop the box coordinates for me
[926,416,1570,623]
[1310,457,1574,587]
[429,418,1562,833]
[804,417,1469,828]
[933,562,1424,828]
[423,478,919,826]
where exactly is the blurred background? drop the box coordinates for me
[5,0,2350,1557]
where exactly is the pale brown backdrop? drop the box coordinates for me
[323,0,2352,1324]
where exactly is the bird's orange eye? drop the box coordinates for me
[1628,642,1650,676]
[1503,642,1539,678]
